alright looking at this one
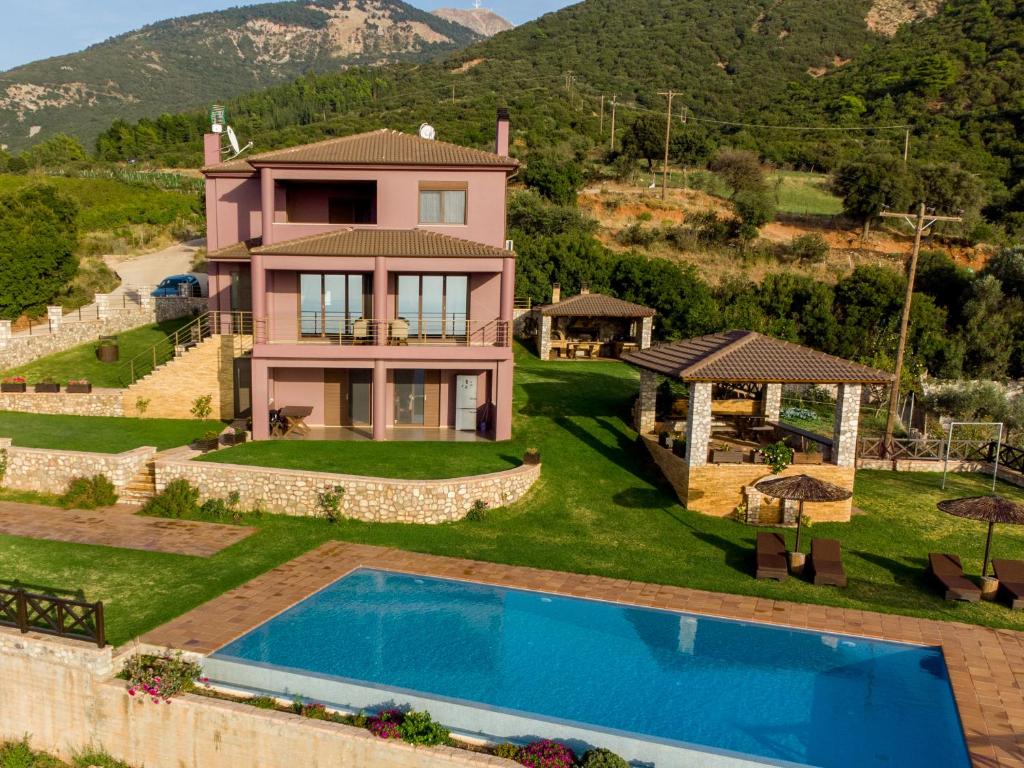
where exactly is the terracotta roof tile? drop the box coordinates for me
[202,157,256,174]
[207,237,260,261]
[622,330,893,384]
[249,228,512,258]
[538,293,655,318]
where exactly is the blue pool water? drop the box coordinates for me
[212,569,970,768]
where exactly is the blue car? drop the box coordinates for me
[152,274,202,298]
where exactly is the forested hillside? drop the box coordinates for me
[0,0,479,151]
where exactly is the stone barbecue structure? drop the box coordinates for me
[624,330,893,521]
[534,284,655,361]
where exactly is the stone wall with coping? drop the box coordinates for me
[0,628,514,768]
[0,439,155,495]
[154,455,541,523]
[155,296,207,323]
[857,457,1024,488]
[0,390,124,417]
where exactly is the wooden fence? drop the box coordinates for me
[0,588,105,647]
[857,437,1023,470]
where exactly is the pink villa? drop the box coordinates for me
[202,110,518,441]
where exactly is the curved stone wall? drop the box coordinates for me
[153,455,541,524]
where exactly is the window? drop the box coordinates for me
[394,370,425,425]
[283,181,376,224]
[300,273,367,337]
[419,186,467,225]
[396,274,468,337]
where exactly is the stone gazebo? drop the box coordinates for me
[536,285,655,360]
[623,330,893,523]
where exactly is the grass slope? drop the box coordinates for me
[0,412,223,453]
[2,346,1024,645]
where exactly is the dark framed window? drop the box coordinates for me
[299,273,368,337]
[396,274,468,337]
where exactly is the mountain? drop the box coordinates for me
[432,8,513,37]
[0,0,480,152]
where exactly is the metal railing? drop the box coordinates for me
[0,588,105,647]
[119,311,253,386]
[513,298,533,310]
[255,316,510,348]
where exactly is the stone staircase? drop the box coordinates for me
[120,459,157,506]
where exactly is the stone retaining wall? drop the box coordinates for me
[0,390,124,417]
[154,456,541,523]
[0,439,154,495]
[0,629,513,768]
[857,457,1024,488]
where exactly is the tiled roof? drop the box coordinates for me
[622,330,893,384]
[203,157,256,174]
[250,228,512,258]
[204,129,517,173]
[207,237,261,261]
[538,293,655,318]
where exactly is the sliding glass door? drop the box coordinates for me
[396,275,468,338]
[300,273,367,338]
[394,370,425,425]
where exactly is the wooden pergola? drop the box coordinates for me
[535,289,655,360]
[623,331,893,522]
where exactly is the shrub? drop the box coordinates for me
[787,233,829,264]
[368,708,404,739]
[515,740,575,768]
[190,394,213,420]
[761,440,794,474]
[141,478,199,518]
[398,710,452,746]
[579,748,630,768]
[465,500,488,522]
[58,475,117,509]
[316,485,345,523]
[616,222,660,247]
[523,448,541,465]
[120,651,204,703]
[198,490,241,522]
[247,695,278,709]
[134,396,150,415]
[300,702,329,720]
[493,743,522,760]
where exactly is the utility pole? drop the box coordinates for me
[880,202,963,455]
[680,105,689,192]
[903,129,910,165]
[609,95,618,152]
[451,85,455,104]
[657,90,676,200]
[599,95,605,135]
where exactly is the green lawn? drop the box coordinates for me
[2,346,1024,645]
[771,171,844,216]
[0,412,223,452]
[1,317,191,388]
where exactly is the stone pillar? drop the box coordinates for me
[495,360,513,441]
[832,383,862,467]
[763,383,782,422]
[685,381,713,467]
[95,293,113,320]
[538,315,552,360]
[0,320,10,349]
[138,286,154,313]
[46,306,62,332]
[636,369,658,436]
[372,360,387,441]
[640,316,653,349]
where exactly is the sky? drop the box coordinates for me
[0,0,575,71]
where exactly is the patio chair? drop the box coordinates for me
[992,559,1024,609]
[351,318,370,344]
[807,538,847,587]
[389,318,409,345]
[755,532,788,581]
[927,553,981,602]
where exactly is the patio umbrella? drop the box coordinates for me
[755,475,853,553]
[936,496,1024,578]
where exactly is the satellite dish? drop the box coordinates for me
[223,125,253,160]
[419,123,436,141]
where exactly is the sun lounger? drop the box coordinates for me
[992,559,1024,610]
[928,553,981,603]
[756,532,788,581]
[808,538,847,587]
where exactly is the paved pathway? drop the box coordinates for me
[0,501,253,556]
[143,542,1024,768]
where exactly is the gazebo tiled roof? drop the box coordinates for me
[208,228,512,259]
[203,129,518,173]
[538,292,655,318]
[622,330,892,384]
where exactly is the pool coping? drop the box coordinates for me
[141,542,1024,768]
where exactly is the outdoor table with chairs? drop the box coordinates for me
[271,405,314,438]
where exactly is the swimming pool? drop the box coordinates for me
[205,568,970,768]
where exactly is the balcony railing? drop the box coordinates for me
[255,314,510,348]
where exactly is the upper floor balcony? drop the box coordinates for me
[253,314,511,349]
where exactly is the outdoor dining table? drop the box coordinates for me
[278,405,313,438]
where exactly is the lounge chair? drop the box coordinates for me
[756,532,788,581]
[807,538,847,587]
[927,553,981,603]
[992,559,1024,609]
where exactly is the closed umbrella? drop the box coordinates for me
[755,474,853,553]
[936,495,1024,578]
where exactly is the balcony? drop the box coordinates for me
[255,314,510,348]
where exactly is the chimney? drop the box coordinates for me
[580,283,590,295]
[203,133,221,167]
[495,107,510,157]
[551,283,561,304]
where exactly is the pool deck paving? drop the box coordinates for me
[142,541,1024,767]
[0,501,254,556]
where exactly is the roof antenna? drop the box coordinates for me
[210,104,252,160]
[224,125,253,160]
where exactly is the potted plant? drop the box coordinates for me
[34,378,60,393]
[66,379,92,394]
[711,444,743,464]
[794,442,823,465]
[760,440,794,474]
[95,336,119,363]
[658,430,672,448]
[1,376,26,393]
[223,426,247,446]
[522,447,541,465]
[193,430,221,452]
[672,438,687,458]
